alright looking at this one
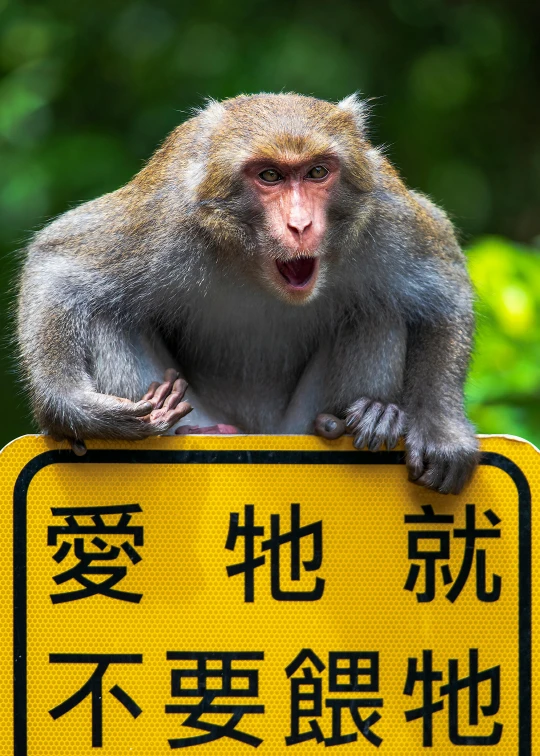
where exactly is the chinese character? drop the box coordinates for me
[404,649,502,747]
[49,653,142,748]
[403,650,444,747]
[225,505,265,602]
[285,649,325,745]
[404,505,501,603]
[286,649,384,747]
[446,505,502,603]
[165,651,264,748]
[440,648,502,746]
[48,504,144,603]
[326,651,384,747]
[226,503,325,602]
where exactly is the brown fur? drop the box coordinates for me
[16,93,478,494]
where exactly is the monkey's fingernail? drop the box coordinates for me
[325,420,337,433]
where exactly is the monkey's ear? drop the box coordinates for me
[337,93,370,134]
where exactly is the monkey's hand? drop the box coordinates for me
[134,369,193,431]
[405,418,480,495]
[48,369,192,452]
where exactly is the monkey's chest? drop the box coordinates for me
[177,343,309,432]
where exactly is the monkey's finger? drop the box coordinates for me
[367,404,402,451]
[163,404,193,426]
[104,397,154,416]
[415,458,448,492]
[151,382,175,409]
[146,401,192,423]
[146,403,193,432]
[129,400,155,416]
[439,457,476,495]
[164,368,179,383]
[172,377,188,399]
[71,439,87,456]
[385,407,406,450]
[345,398,371,432]
[353,402,385,449]
[94,393,155,417]
[406,446,427,482]
[163,385,189,410]
[151,370,181,409]
[315,414,346,440]
[142,382,161,401]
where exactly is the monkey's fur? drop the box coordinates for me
[17,93,479,494]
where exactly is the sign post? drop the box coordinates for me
[0,434,537,754]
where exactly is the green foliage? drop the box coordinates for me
[466,238,540,447]
[0,0,538,448]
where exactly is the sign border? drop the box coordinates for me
[12,448,532,755]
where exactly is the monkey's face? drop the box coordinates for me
[242,156,340,304]
[192,94,375,304]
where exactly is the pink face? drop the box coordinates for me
[244,156,340,302]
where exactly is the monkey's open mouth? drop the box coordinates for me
[276,257,318,289]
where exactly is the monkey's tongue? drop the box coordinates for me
[276,257,316,288]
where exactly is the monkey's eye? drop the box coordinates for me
[306,166,329,180]
[259,169,283,183]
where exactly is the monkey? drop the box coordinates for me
[16,93,479,494]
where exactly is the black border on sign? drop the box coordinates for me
[12,449,531,755]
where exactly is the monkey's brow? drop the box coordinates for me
[244,153,339,171]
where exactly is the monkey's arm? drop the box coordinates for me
[395,197,479,493]
[316,254,477,494]
[17,256,192,442]
[316,306,477,494]
[401,309,479,494]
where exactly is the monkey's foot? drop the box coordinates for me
[346,398,405,452]
[175,424,240,435]
[405,424,479,495]
[314,414,347,440]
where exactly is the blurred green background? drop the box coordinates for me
[0,0,539,448]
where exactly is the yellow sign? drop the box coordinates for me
[0,434,538,754]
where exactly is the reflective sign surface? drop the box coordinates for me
[0,434,538,754]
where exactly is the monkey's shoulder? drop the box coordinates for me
[26,186,161,268]
[28,194,115,255]
[371,179,463,266]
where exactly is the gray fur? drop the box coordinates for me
[16,93,478,493]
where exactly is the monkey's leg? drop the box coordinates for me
[402,319,479,495]
[316,320,407,450]
[279,344,332,434]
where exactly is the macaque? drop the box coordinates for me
[17,93,479,493]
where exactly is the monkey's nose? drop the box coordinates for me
[287,218,312,237]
